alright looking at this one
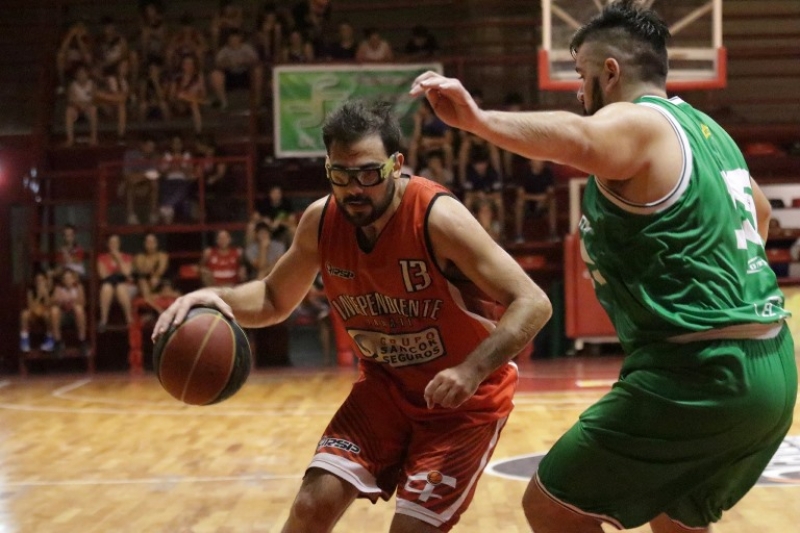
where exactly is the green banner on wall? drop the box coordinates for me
[273,63,443,158]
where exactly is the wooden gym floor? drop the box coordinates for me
[0,355,798,532]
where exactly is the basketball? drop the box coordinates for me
[153,307,251,405]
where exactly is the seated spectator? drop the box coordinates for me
[134,232,169,307]
[165,13,208,76]
[94,59,131,140]
[404,25,438,59]
[209,29,263,109]
[245,221,286,279]
[168,54,207,133]
[56,20,93,94]
[129,1,169,88]
[94,16,130,81]
[418,149,454,189]
[193,136,232,221]
[158,135,195,223]
[255,184,296,246]
[291,0,331,57]
[19,271,55,353]
[50,268,88,355]
[500,91,526,178]
[463,145,504,235]
[327,20,357,61]
[303,273,333,365]
[458,132,503,189]
[281,29,315,63]
[137,60,170,122]
[122,135,161,224]
[65,64,98,146]
[53,223,87,280]
[210,0,244,53]
[253,4,283,66]
[473,197,503,243]
[408,99,453,172]
[356,27,393,63]
[200,230,246,287]
[514,159,557,242]
[97,234,134,330]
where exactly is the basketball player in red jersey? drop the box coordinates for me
[199,229,246,287]
[154,100,552,532]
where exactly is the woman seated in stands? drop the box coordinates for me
[19,271,54,353]
[167,54,207,133]
[97,234,134,331]
[94,59,131,141]
[65,63,98,146]
[134,233,169,309]
[138,60,171,122]
[50,268,88,356]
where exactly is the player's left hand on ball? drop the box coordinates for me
[424,365,482,409]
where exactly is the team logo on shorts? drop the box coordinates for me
[405,470,457,502]
[426,471,444,485]
[484,435,800,487]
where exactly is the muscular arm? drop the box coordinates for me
[424,195,552,407]
[153,199,324,337]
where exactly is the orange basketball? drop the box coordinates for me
[153,307,251,405]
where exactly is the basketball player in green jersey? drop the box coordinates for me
[412,1,796,532]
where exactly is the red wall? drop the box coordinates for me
[0,135,37,372]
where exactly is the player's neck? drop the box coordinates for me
[623,82,668,103]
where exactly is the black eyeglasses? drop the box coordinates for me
[325,153,398,187]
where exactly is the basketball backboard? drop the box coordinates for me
[539,0,726,91]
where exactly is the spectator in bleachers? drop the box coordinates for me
[94,16,130,82]
[291,0,331,57]
[94,58,131,140]
[165,14,208,77]
[245,221,286,279]
[50,267,88,355]
[500,91,526,179]
[356,27,394,63]
[514,159,557,242]
[193,136,231,221]
[281,29,315,63]
[255,184,296,246]
[209,29,263,109]
[418,149,454,189]
[458,131,503,188]
[327,20,357,61]
[200,230,246,287]
[168,54,207,134]
[404,25,439,59]
[137,59,171,122]
[134,232,170,306]
[65,64,98,146]
[54,223,87,280]
[407,98,453,172]
[19,271,55,353]
[122,135,161,224]
[462,144,504,237]
[97,234,134,331]
[158,135,195,223]
[210,0,245,54]
[56,20,93,95]
[253,4,283,66]
[303,273,333,365]
[130,1,169,88]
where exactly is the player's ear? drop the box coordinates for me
[603,57,621,89]
[394,152,404,176]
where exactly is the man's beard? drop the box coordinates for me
[583,77,604,116]
[336,177,395,227]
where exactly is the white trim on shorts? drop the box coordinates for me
[395,416,508,528]
[534,472,625,530]
[307,452,383,496]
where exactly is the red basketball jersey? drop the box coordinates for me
[319,177,516,420]
[207,247,242,286]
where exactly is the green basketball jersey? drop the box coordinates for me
[580,95,788,353]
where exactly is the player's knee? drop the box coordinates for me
[288,489,337,529]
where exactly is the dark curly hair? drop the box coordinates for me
[322,100,402,156]
[569,0,670,86]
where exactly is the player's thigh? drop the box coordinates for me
[395,414,509,532]
[291,466,359,517]
[308,376,411,500]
